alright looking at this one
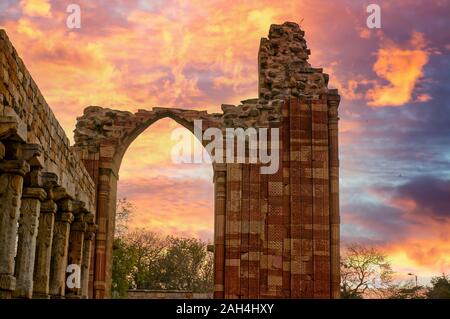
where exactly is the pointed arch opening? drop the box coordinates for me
[112,117,216,299]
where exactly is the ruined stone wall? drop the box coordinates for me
[73,22,340,299]
[0,30,95,210]
[0,30,96,299]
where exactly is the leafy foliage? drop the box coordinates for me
[426,274,450,299]
[112,229,213,298]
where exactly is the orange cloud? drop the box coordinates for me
[2,2,447,283]
[21,0,52,17]
[367,32,429,107]
[383,236,450,280]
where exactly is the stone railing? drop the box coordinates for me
[126,289,213,299]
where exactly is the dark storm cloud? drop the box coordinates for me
[390,176,450,220]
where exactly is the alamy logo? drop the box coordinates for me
[171,120,280,174]
[66,264,81,289]
[66,4,81,29]
[366,4,381,29]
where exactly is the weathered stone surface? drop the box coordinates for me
[72,22,340,299]
[33,186,57,299]
[258,22,329,101]
[0,30,95,212]
[0,27,96,296]
[0,159,29,298]
[49,200,74,299]
[65,201,87,298]
[14,187,46,298]
[0,21,340,299]
[81,213,96,299]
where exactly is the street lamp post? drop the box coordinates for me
[408,273,418,287]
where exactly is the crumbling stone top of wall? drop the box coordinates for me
[74,22,338,149]
[0,29,95,212]
[74,96,287,148]
[258,21,329,101]
[74,106,224,146]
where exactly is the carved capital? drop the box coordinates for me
[53,186,72,202]
[0,116,27,142]
[57,212,74,224]
[40,200,57,214]
[327,91,340,109]
[0,159,30,176]
[58,198,73,214]
[22,187,47,201]
[72,201,90,225]
[84,212,95,224]
[71,221,87,232]
[24,168,43,188]
[42,172,59,191]
[85,224,98,241]
[21,143,44,168]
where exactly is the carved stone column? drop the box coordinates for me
[0,158,30,298]
[327,93,340,299]
[65,201,87,299]
[14,144,46,298]
[49,199,74,299]
[33,173,58,299]
[213,163,227,299]
[94,167,118,299]
[81,213,96,298]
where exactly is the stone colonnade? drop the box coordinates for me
[0,136,97,299]
[0,28,97,299]
[0,138,96,298]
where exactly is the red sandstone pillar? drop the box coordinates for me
[94,167,117,298]
[213,164,227,298]
[327,92,340,299]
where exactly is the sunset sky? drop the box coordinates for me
[1,0,449,284]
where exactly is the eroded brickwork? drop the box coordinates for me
[0,21,340,299]
[73,22,341,299]
[0,30,96,299]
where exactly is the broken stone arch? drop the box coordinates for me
[73,21,341,299]
[0,21,340,299]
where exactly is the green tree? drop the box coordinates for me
[111,199,214,297]
[156,237,214,292]
[426,274,450,299]
[112,228,214,297]
[112,237,135,298]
